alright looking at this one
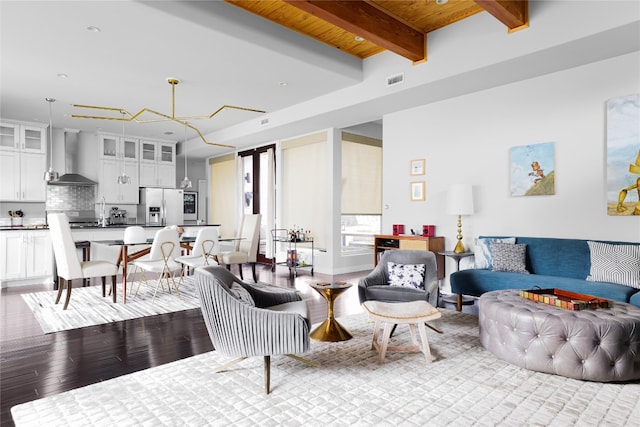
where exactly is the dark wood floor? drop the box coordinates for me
[0,264,475,427]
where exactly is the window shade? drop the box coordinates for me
[342,133,382,215]
[281,132,327,249]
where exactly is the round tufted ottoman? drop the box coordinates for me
[478,290,640,382]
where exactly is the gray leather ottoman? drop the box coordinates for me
[479,289,640,382]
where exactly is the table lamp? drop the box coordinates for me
[447,184,475,253]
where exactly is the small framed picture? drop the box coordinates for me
[410,159,425,176]
[410,181,425,201]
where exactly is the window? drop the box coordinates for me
[341,132,382,251]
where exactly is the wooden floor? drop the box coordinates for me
[0,264,475,427]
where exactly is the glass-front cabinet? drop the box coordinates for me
[139,140,176,188]
[99,134,138,161]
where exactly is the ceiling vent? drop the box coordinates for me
[386,73,405,87]
[260,117,270,126]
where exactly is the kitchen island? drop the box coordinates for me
[0,223,220,288]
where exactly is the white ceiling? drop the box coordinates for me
[2,1,639,160]
[0,0,362,157]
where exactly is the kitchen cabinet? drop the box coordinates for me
[0,120,47,201]
[98,159,139,204]
[139,140,176,188]
[99,133,138,162]
[0,230,52,284]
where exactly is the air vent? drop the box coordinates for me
[386,73,404,87]
[260,117,269,126]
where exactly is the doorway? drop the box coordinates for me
[238,145,275,264]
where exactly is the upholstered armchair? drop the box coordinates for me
[358,250,440,307]
[195,266,316,394]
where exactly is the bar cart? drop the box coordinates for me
[271,228,314,277]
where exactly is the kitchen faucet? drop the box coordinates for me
[99,196,107,227]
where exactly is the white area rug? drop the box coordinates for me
[21,276,201,334]
[11,310,640,426]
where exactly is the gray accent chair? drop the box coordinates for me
[195,266,316,394]
[358,250,440,307]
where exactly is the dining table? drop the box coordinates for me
[92,236,242,304]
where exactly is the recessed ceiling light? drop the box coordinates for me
[57,73,68,79]
[278,81,288,87]
[164,131,174,136]
[87,25,101,32]
[354,36,365,42]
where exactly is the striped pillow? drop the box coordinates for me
[586,241,640,289]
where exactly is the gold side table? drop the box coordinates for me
[309,282,353,342]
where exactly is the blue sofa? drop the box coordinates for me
[450,236,640,308]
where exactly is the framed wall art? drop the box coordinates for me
[410,181,425,201]
[510,142,555,197]
[606,94,640,216]
[410,159,425,176]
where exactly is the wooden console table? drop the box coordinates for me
[374,234,445,280]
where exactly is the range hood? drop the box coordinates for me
[48,130,97,186]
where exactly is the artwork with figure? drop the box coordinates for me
[607,94,640,216]
[510,142,555,197]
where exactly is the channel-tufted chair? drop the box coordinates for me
[358,249,440,307]
[195,266,317,394]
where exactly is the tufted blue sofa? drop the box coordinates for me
[450,236,640,308]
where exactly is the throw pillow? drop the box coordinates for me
[586,241,640,289]
[387,262,426,290]
[230,283,255,306]
[474,237,516,269]
[490,242,529,274]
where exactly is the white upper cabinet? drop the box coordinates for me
[99,133,138,162]
[0,120,47,201]
[139,140,176,188]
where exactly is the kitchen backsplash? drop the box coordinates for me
[46,185,96,212]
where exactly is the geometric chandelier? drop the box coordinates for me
[72,78,266,149]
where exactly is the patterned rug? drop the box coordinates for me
[21,275,201,334]
[11,310,640,426]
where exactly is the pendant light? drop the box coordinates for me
[180,122,192,189]
[43,98,59,182]
[117,110,131,184]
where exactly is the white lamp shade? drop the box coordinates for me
[447,184,475,215]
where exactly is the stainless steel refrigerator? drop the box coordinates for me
[137,188,184,226]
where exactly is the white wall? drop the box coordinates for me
[383,52,640,290]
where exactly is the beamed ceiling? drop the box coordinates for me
[226,0,529,62]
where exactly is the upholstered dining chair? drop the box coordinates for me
[218,214,261,282]
[131,227,183,301]
[47,213,118,310]
[195,265,316,394]
[176,226,220,276]
[358,250,440,308]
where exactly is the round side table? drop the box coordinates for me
[438,251,475,311]
[309,282,353,342]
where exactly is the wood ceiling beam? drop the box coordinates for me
[283,0,426,62]
[473,0,529,32]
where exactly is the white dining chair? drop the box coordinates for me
[218,214,262,282]
[122,225,149,285]
[131,227,183,301]
[176,227,220,276]
[47,213,119,310]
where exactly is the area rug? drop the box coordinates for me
[21,276,201,334]
[11,310,640,426]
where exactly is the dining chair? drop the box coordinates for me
[219,214,261,282]
[122,226,148,284]
[131,227,183,301]
[176,227,220,276]
[47,213,118,310]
